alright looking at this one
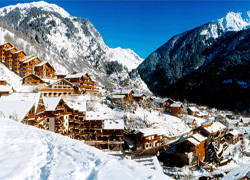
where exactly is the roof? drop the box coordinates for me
[22,57,38,64]
[66,100,86,112]
[133,94,145,98]
[35,61,55,70]
[13,50,27,55]
[186,137,200,146]
[221,164,250,180]
[85,111,104,120]
[184,118,196,124]
[203,121,226,134]
[112,89,133,95]
[42,97,61,111]
[187,107,200,112]
[153,98,168,104]
[103,119,124,130]
[192,133,207,142]
[111,95,125,99]
[47,79,75,88]
[65,73,86,79]
[170,102,183,108]
[134,127,166,137]
[0,100,35,122]
[23,73,44,81]
[1,92,41,113]
[20,55,33,62]
[5,47,16,51]
[0,86,13,92]
[227,129,240,136]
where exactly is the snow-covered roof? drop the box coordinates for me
[203,121,226,133]
[186,137,200,146]
[55,72,68,76]
[66,100,86,112]
[103,119,124,130]
[5,47,15,51]
[184,118,196,124]
[133,94,145,98]
[35,61,48,67]
[65,73,86,79]
[47,79,74,88]
[0,100,35,122]
[112,89,133,95]
[153,98,168,104]
[0,86,13,92]
[187,107,200,112]
[85,111,104,120]
[170,102,183,108]
[227,129,240,136]
[134,128,166,137]
[13,50,26,55]
[221,164,250,180]
[22,57,37,64]
[111,95,125,99]
[20,55,33,62]
[1,92,41,113]
[43,97,61,111]
[191,133,207,142]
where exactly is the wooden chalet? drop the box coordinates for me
[0,42,13,63]
[110,94,126,101]
[34,61,56,79]
[55,73,68,79]
[174,133,207,165]
[12,50,27,74]
[0,78,10,86]
[187,107,200,116]
[0,86,14,97]
[133,128,166,150]
[5,47,18,69]
[39,97,73,136]
[168,102,183,115]
[153,98,174,108]
[132,94,146,102]
[22,73,47,86]
[40,79,77,97]
[20,56,41,77]
[65,73,98,94]
[225,130,240,144]
[112,89,134,101]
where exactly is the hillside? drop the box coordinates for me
[0,118,170,180]
[0,1,150,94]
[137,11,250,111]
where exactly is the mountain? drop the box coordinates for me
[137,11,250,111]
[0,118,170,179]
[0,1,150,94]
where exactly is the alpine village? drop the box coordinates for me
[2,1,250,180]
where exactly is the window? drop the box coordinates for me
[148,136,151,140]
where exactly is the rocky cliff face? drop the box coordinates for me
[0,1,149,94]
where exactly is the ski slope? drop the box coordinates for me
[0,118,171,180]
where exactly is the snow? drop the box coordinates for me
[111,95,125,99]
[134,127,166,137]
[191,133,207,142]
[215,11,250,32]
[0,118,171,180]
[170,102,182,108]
[0,100,34,122]
[227,129,240,136]
[203,121,226,133]
[103,119,124,130]
[0,86,12,92]
[222,164,250,180]
[43,97,61,111]
[112,89,133,95]
[109,47,143,71]
[187,106,200,112]
[186,137,200,146]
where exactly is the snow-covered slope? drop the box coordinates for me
[0,118,171,180]
[110,47,143,71]
[0,1,150,94]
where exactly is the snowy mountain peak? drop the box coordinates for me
[215,11,250,32]
[0,1,70,18]
[110,47,143,71]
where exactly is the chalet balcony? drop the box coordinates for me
[27,114,36,119]
[69,124,74,128]
[63,132,74,136]
[56,105,65,110]
[68,118,74,123]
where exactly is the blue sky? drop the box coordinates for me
[2,1,250,59]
